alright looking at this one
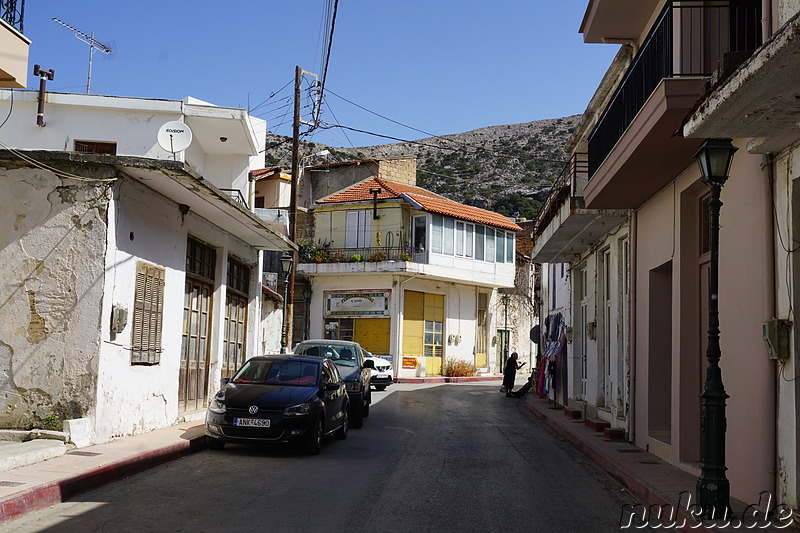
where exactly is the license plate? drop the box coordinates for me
[234,418,270,427]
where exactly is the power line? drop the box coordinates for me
[250,79,293,113]
[316,0,339,125]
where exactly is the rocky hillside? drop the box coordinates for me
[263,115,579,220]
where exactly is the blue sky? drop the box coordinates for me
[21,1,619,147]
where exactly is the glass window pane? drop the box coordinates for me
[414,216,427,252]
[486,229,495,263]
[475,226,484,261]
[443,218,455,255]
[466,224,474,258]
[455,222,464,255]
[496,231,505,262]
[431,215,443,254]
[506,233,514,262]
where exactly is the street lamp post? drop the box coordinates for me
[694,138,738,517]
[501,294,510,372]
[280,252,294,354]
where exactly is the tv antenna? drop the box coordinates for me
[52,18,113,94]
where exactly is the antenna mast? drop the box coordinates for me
[52,17,113,94]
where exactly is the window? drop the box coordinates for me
[506,232,514,263]
[74,140,117,155]
[131,262,165,365]
[496,230,505,263]
[443,218,455,255]
[324,318,354,341]
[345,210,371,248]
[431,215,443,254]
[223,258,250,379]
[486,228,496,263]
[413,215,427,252]
[475,226,485,261]
[455,222,465,256]
[424,320,443,358]
[465,224,474,258]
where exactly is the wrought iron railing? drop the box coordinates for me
[300,246,422,264]
[220,188,249,210]
[588,0,761,178]
[1,0,25,32]
[533,153,589,236]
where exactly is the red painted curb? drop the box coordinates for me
[0,436,206,524]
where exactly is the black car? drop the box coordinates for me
[205,354,349,454]
[293,340,374,428]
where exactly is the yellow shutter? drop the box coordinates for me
[354,318,391,354]
[403,291,424,357]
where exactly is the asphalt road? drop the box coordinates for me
[4,383,632,532]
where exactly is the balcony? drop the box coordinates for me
[684,13,800,153]
[584,0,761,209]
[0,1,29,88]
[297,244,516,288]
[531,153,627,263]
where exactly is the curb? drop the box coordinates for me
[0,433,206,524]
[395,376,502,384]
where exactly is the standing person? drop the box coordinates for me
[503,352,525,397]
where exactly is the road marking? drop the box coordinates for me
[385,426,415,434]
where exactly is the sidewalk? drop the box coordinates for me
[521,393,790,532]
[0,423,205,524]
[0,382,790,530]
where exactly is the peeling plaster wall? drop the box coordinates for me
[0,165,109,430]
[94,176,260,444]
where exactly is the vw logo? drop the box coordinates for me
[248,405,259,415]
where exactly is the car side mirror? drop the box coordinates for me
[324,382,340,392]
[363,359,375,369]
[220,377,230,386]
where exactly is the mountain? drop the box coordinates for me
[263,114,580,221]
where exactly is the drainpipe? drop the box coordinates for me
[33,65,54,127]
[765,153,780,503]
[762,0,772,42]
[628,210,638,444]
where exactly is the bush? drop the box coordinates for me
[42,414,62,431]
[445,360,478,377]
[350,254,363,262]
[367,251,388,262]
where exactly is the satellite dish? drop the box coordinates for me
[157,121,193,153]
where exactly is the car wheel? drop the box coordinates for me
[363,397,370,418]
[351,401,364,429]
[305,416,324,455]
[206,436,225,451]
[334,408,349,440]
[374,385,387,391]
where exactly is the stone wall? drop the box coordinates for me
[377,157,417,186]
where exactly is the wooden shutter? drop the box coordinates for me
[131,262,165,364]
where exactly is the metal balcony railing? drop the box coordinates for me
[588,0,761,178]
[299,246,421,264]
[1,0,25,32]
[533,153,589,236]
[220,188,249,210]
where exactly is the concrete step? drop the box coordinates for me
[0,440,67,473]
[584,418,611,432]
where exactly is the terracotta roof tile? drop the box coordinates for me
[318,177,522,232]
[250,167,282,179]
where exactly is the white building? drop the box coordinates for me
[0,90,294,445]
[296,166,523,377]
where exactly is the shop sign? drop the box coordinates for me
[402,357,418,369]
[324,290,390,318]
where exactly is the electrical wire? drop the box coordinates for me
[0,139,117,182]
[250,79,293,114]
[316,0,339,125]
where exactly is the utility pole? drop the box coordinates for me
[286,66,302,348]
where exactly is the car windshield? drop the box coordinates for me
[298,344,359,367]
[231,360,319,387]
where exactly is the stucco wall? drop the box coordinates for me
[0,164,109,430]
[634,146,775,504]
[94,176,261,443]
